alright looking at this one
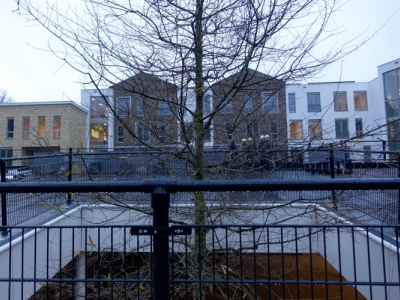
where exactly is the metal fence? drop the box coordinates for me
[1,148,400,227]
[0,180,399,300]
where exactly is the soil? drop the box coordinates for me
[30,252,367,300]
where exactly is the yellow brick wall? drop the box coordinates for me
[0,102,87,153]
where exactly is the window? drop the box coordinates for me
[262,92,278,114]
[220,96,232,114]
[0,148,13,166]
[180,122,194,142]
[90,123,108,146]
[246,120,259,138]
[22,117,30,139]
[159,97,172,116]
[307,93,321,112]
[90,96,108,119]
[245,95,253,113]
[7,118,14,139]
[354,91,368,110]
[158,123,166,142]
[271,120,278,139]
[203,94,211,116]
[334,92,347,111]
[288,93,296,113]
[181,96,187,116]
[53,116,61,138]
[225,122,233,140]
[136,98,144,116]
[383,69,399,101]
[308,119,322,139]
[117,126,124,143]
[117,97,131,117]
[363,145,371,162]
[355,118,363,137]
[135,123,150,143]
[38,116,46,138]
[290,120,303,139]
[335,119,349,139]
[204,126,211,142]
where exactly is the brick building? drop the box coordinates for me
[112,72,178,148]
[0,101,87,156]
[211,69,287,147]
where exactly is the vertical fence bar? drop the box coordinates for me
[1,159,7,236]
[152,187,170,300]
[67,148,72,206]
[329,145,338,211]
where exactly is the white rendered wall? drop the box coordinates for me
[286,81,387,153]
[1,204,398,300]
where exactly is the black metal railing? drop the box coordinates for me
[1,148,400,227]
[0,180,399,300]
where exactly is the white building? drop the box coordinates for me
[286,79,387,159]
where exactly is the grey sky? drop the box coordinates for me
[1,0,399,103]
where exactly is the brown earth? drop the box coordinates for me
[31,252,366,300]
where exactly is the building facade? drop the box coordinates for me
[112,72,178,149]
[212,69,287,148]
[378,59,400,152]
[0,101,87,156]
[286,80,387,156]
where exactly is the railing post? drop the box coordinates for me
[67,148,72,206]
[152,187,170,300]
[1,159,8,236]
[329,145,338,211]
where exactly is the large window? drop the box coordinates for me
[271,120,278,139]
[245,95,253,114]
[135,122,150,143]
[290,120,303,139]
[117,97,131,117]
[7,118,14,139]
[334,92,347,111]
[246,120,259,138]
[158,122,166,142]
[180,122,194,142]
[136,98,144,116]
[335,119,349,139]
[53,116,61,138]
[203,94,212,116]
[384,69,400,123]
[159,97,172,116]
[220,96,232,114]
[117,126,124,143]
[354,91,368,110]
[38,116,46,138]
[307,93,321,112]
[308,119,322,139]
[90,96,108,118]
[262,92,278,114]
[355,118,363,137]
[90,123,108,146]
[22,117,30,139]
[225,122,233,141]
[288,93,296,113]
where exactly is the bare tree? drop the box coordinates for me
[16,0,372,298]
[0,89,14,103]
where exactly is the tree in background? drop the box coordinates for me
[0,89,14,103]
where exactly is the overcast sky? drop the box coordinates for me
[1,0,400,103]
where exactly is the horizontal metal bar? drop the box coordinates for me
[0,178,399,193]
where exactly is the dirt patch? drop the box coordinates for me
[30,252,366,300]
